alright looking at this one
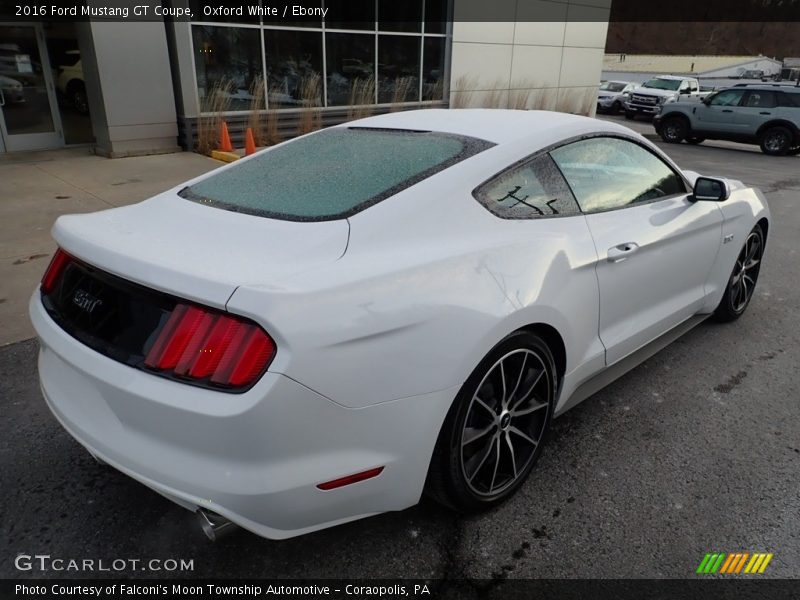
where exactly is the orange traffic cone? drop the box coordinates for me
[245,127,257,156]
[219,121,233,152]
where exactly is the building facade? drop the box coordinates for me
[0,0,610,156]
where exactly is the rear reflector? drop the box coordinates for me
[41,249,72,294]
[317,467,385,491]
[145,303,275,390]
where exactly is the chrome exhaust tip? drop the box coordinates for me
[196,508,237,541]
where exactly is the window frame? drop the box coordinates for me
[742,90,778,109]
[472,153,582,220]
[472,133,691,220]
[549,134,690,215]
[186,4,452,116]
[707,89,746,107]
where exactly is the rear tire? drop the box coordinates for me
[759,126,793,155]
[426,331,556,512]
[713,224,764,322]
[611,101,622,114]
[659,117,688,143]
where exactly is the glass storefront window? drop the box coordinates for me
[323,0,376,31]
[325,32,375,106]
[378,0,423,33]
[191,2,449,114]
[424,0,448,34]
[192,25,262,112]
[422,37,446,101]
[264,30,324,108]
[377,35,420,103]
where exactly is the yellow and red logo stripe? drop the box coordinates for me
[697,552,773,574]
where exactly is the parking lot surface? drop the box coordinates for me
[1,127,799,580]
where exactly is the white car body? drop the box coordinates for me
[0,74,25,104]
[30,110,770,539]
[596,80,636,112]
[56,50,82,96]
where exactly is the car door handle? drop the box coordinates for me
[607,243,639,263]
[722,109,733,113]
[759,111,771,115]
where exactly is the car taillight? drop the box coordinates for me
[145,303,275,390]
[41,248,72,294]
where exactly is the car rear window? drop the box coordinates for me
[179,127,493,221]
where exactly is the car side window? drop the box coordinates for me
[474,154,581,219]
[777,92,800,108]
[709,90,745,107]
[744,91,777,108]
[549,137,687,213]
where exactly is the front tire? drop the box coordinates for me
[426,332,556,512]
[660,117,688,143]
[759,126,793,155]
[713,224,764,322]
[624,111,635,120]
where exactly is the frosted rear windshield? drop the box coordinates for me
[179,127,494,221]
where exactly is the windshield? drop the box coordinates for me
[600,82,627,92]
[179,128,493,221]
[642,78,681,91]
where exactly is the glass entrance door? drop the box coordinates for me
[0,24,63,152]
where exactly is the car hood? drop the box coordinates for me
[51,193,350,309]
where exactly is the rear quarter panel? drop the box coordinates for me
[227,150,605,409]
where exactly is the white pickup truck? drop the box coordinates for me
[623,75,710,120]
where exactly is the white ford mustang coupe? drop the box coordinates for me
[31,110,769,540]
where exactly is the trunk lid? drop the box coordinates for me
[51,193,350,309]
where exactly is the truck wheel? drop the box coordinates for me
[624,111,635,120]
[659,117,687,143]
[687,136,705,145]
[611,101,622,114]
[759,126,792,155]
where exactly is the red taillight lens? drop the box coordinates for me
[41,248,72,294]
[317,467,385,491]
[145,303,275,390]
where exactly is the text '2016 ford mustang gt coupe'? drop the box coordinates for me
[30,110,769,540]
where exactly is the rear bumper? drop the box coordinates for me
[30,292,456,539]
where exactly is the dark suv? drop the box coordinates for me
[653,85,800,155]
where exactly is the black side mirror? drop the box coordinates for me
[692,177,730,202]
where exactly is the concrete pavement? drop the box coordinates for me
[0,148,219,346]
